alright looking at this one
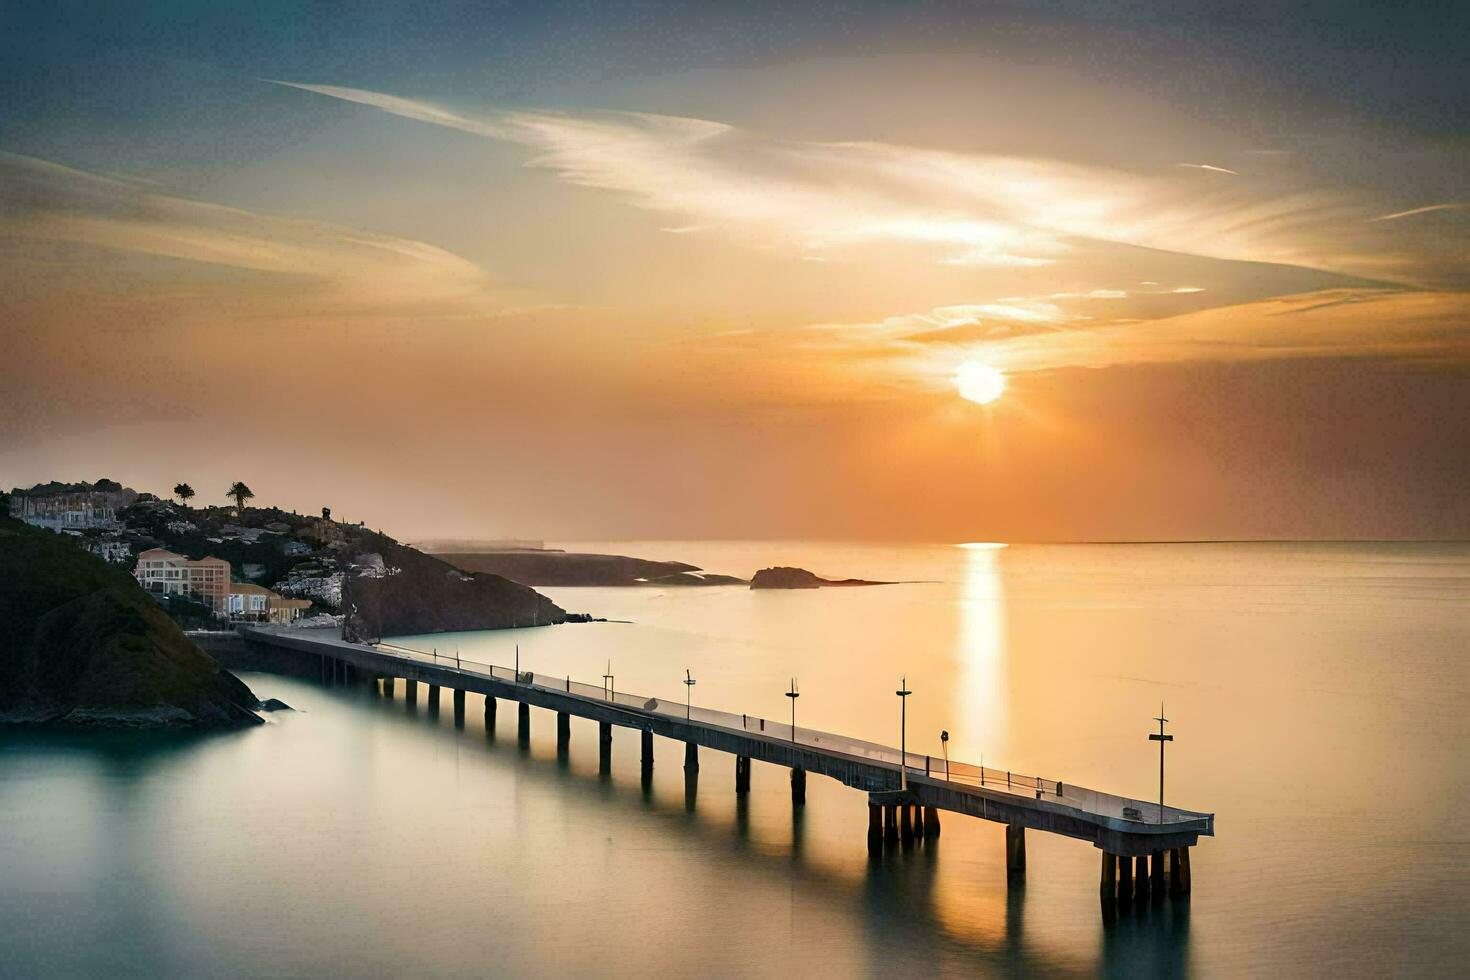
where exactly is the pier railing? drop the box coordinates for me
[372,640,1208,827]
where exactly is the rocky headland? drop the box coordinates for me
[342,534,568,641]
[433,549,748,587]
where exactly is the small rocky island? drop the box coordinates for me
[0,514,261,728]
[749,566,891,589]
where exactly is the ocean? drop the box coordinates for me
[1,541,1466,977]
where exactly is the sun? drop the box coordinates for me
[953,360,1007,404]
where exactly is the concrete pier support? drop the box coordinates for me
[405,679,418,706]
[1100,852,1118,924]
[790,767,807,806]
[426,684,439,709]
[684,741,699,772]
[484,695,496,729]
[452,689,465,727]
[923,806,941,838]
[1134,854,1150,902]
[383,676,395,699]
[518,701,530,741]
[735,755,751,794]
[867,805,882,854]
[883,803,898,842]
[599,721,613,775]
[640,729,654,772]
[899,804,914,844]
[556,711,571,748]
[1151,850,1166,902]
[1171,846,1192,897]
[1118,852,1134,904]
[1006,825,1027,879]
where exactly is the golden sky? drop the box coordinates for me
[2,6,1467,540]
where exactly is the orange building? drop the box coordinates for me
[133,548,230,612]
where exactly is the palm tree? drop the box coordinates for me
[173,483,195,508]
[227,481,255,515]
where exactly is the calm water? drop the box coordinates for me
[2,541,1466,977]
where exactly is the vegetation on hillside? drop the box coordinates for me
[0,514,260,727]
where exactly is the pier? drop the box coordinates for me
[240,625,1213,911]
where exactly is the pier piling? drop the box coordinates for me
[1171,846,1191,897]
[790,766,806,805]
[684,741,699,772]
[383,676,395,699]
[453,689,465,727]
[518,701,530,741]
[1006,825,1027,880]
[406,679,418,706]
[557,711,571,748]
[640,729,653,772]
[735,755,751,794]
[867,805,882,854]
[923,806,941,838]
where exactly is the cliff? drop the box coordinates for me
[342,535,568,641]
[0,516,261,728]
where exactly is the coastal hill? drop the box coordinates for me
[434,549,748,587]
[341,534,567,641]
[749,566,892,589]
[6,484,577,640]
[0,514,261,728]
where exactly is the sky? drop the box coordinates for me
[1,1,1467,541]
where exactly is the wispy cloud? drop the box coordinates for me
[680,287,1469,404]
[0,151,495,314]
[1178,163,1241,175]
[271,81,1404,278]
[1369,203,1469,222]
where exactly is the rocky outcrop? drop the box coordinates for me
[434,550,748,587]
[0,516,261,728]
[342,535,568,641]
[749,566,891,589]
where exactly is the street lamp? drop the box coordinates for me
[1149,702,1174,824]
[683,668,696,720]
[785,678,800,742]
[940,730,950,781]
[896,676,912,790]
[603,660,615,701]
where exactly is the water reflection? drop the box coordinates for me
[344,677,1176,976]
[954,543,1009,763]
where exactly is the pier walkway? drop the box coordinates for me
[240,624,1212,908]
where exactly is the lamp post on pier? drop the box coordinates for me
[941,730,950,781]
[603,661,615,701]
[683,669,696,721]
[896,676,912,790]
[1149,702,1173,824]
[785,678,800,742]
